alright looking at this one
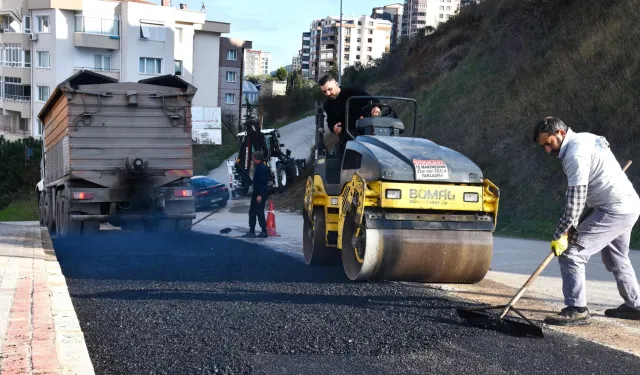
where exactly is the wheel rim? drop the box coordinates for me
[352,225,366,264]
[280,170,287,187]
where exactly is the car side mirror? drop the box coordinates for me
[286,149,291,157]
[280,144,285,147]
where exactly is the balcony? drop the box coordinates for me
[2,66,31,84]
[73,67,120,81]
[1,96,31,118]
[0,32,30,47]
[74,15,120,50]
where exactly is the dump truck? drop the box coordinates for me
[303,97,500,283]
[38,70,198,237]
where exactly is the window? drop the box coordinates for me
[139,57,162,74]
[440,6,444,10]
[369,30,373,35]
[36,15,50,33]
[36,85,50,102]
[225,93,235,104]
[367,38,372,43]
[357,38,361,42]
[36,51,50,68]
[37,119,43,136]
[174,60,182,75]
[4,44,23,67]
[439,14,444,19]
[24,50,31,68]
[176,27,183,43]
[23,16,31,33]
[226,71,236,82]
[227,49,237,60]
[94,55,111,70]
[139,22,166,41]
[447,6,451,10]
[367,47,372,52]
[356,55,360,60]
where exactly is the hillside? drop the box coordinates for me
[277,0,640,246]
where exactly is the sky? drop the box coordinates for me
[181,0,394,72]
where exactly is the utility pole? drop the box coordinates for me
[338,0,342,85]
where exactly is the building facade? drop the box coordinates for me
[243,49,271,77]
[291,55,300,71]
[402,0,460,36]
[218,37,252,131]
[371,3,403,47]
[299,31,311,78]
[308,15,392,82]
[0,0,229,141]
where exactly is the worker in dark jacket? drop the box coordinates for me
[243,151,269,238]
[319,74,380,156]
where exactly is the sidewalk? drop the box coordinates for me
[0,222,94,375]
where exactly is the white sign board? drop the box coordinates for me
[413,159,449,180]
[191,107,222,145]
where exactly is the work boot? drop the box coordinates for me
[604,304,640,320]
[256,231,268,238]
[241,231,256,238]
[544,306,590,326]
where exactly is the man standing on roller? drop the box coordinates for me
[318,74,380,156]
[533,116,640,325]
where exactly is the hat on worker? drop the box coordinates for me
[253,151,264,161]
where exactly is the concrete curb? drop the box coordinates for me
[40,228,96,375]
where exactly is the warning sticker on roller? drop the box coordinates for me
[413,159,449,180]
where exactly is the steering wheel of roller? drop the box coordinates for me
[362,103,394,118]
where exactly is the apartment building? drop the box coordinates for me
[218,37,252,131]
[371,3,403,46]
[243,49,271,77]
[291,54,300,71]
[402,0,460,36]
[299,31,311,78]
[0,0,230,141]
[308,15,392,82]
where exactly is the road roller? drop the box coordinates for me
[303,96,500,283]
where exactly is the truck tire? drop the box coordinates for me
[276,163,287,193]
[149,219,175,232]
[45,193,56,235]
[66,211,82,237]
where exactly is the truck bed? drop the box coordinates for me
[43,79,195,189]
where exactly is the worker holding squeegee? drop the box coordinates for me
[533,117,640,326]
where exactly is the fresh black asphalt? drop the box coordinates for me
[52,230,640,375]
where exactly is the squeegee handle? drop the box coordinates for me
[498,253,555,319]
[498,159,632,319]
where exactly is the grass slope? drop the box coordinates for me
[0,194,38,222]
[353,0,640,248]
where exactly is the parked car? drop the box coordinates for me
[190,176,230,209]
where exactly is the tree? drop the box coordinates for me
[245,75,260,85]
[243,96,259,124]
[275,66,288,81]
[327,65,339,81]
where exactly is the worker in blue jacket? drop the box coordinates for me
[243,151,269,238]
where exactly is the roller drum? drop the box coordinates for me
[342,227,493,283]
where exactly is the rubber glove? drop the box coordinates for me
[550,234,568,256]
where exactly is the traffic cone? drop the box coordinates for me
[266,199,277,236]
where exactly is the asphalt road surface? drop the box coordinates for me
[53,230,640,375]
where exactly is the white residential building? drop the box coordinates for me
[291,54,301,71]
[243,49,271,77]
[402,0,461,36]
[0,0,229,141]
[309,15,392,81]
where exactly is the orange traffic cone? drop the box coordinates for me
[266,199,277,236]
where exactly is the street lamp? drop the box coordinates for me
[338,0,342,85]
